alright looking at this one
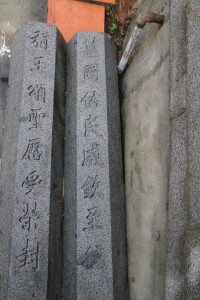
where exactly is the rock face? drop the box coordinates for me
[0,22,66,299]
[166,0,200,299]
[63,32,128,300]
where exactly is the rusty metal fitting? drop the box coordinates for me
[136,12,165,29]
[118,11,165,73]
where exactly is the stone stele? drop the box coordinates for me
[0,22,66,300]
[63,32,129,300]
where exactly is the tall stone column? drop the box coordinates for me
[0,22,66,299]
[63,32,128,300]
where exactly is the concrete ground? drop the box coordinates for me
[0,0,47,175]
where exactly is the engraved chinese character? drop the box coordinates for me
[82,37,97,57]
[22,138,42,161]
[29,108,46,129]
[22,171,43,195]
[16,239,39,271]
[30,56,45,71]
[28,84,46,102]
[81,91,99,108]
[81,175,103,199]
[77,245,102,269]
[29,30,49,50]
[85,114,102,137]
[19,203,40,231]
[82,142,103,168]
[83,206,103,231]
[84,64,98,81]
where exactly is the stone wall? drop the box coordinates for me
[120,0,170,299]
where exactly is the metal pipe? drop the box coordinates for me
[136,12,165,28]
[118,12,165,74]
[117,25,142,74]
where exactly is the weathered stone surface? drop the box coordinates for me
[0,59,9,178]
[0,59,10,80]
[166,0,200,298]
[0,25,27,299]
[0,22,66,299]
[64,32,128,300]
[0,80,7,169]
[120,0,170,299]
[0,0,47,181]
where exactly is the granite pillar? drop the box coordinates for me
[63,32,128,300]
[0,22,66,299]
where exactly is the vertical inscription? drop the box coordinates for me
[15,239,39,271]
[81,175,103,199]
[30,57,45,71]
[64,32,123,300]
[81,91,99,108]
[84,64,98,81]
[22,170,43,195]
[15,27,50,277]
[8,25,54,300]
[28,84,46,103]
[82,142,103,168]
[82,37,97,58]
[78,35,105,277]
[19,203,40,231]
[22,138,43,161]
[84,115,102,137]
[29,30,49,50]
[29,108,46,130]
[77,246,102,269]
[83,206,103,231]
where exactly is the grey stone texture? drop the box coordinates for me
[166,0,200,299]
[0,0,46,55]
[64,32,128,300]
[0,22,66,299]
[0,80,7,175]
[0,58,9,178]
[0,0,47,185]
[120,0,170,299]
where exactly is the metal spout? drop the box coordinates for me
[136,12,165,28]
[118,12,165,74]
